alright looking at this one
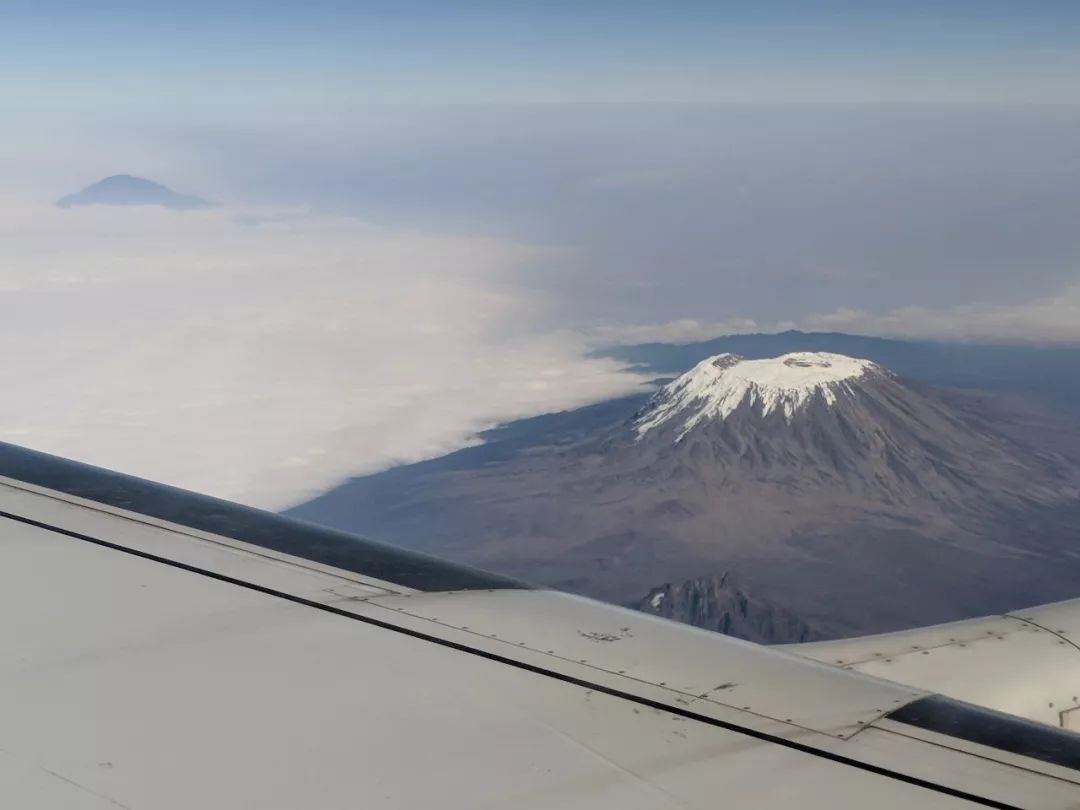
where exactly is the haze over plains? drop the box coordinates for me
[4,2,1080,505]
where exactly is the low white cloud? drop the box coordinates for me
[803,287,1080,344]
[0,200,648,508]
[590,284,1080,350]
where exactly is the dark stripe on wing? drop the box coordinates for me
[0,441,525,592]
[890,694,1080,772]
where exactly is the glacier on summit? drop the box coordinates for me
[636,351,880,438]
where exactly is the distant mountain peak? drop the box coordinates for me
[56,175,214,210]
[636,351,882,438]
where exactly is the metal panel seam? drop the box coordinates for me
[1006,614,1080,658]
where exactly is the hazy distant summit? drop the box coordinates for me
[56,175,214,210]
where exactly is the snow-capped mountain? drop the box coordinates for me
[289,352,1080,639]
[623,351,1054,507]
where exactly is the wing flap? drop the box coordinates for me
[787,604,1080,728]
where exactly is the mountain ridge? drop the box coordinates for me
[598,330,1080,410]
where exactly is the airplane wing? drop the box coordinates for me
[1,440,1078,809]
[787,600,1080,731]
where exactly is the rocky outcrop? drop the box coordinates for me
[632,572,822,644]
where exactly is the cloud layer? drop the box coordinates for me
[595,286,1080,348]
[803,288,1080,344]
[0,200,647,507]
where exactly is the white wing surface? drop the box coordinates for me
[788,599,1080,730]
[1,441,1078,809]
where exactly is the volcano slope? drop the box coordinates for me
[289,352,1080,638]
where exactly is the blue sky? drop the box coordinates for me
[6,1,1080,111]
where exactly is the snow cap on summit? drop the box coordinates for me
[636,351,881,438]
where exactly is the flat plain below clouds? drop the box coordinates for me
[0,198,649,508]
